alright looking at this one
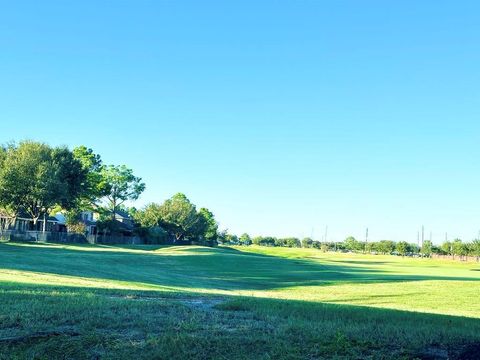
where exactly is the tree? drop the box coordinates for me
[134,203,163,228]
[284,237,301,248]
[344,236,359,251]
[421,240,433,257]
[198,208,218,243]
[52,146,90,211]
[101,165,145,220]
[301,237,314,248]
[72,146,108,208]
[441,241,453,257]
[375,240,395,255]
[0,141,87,231]
[157,193,204,242]
[261,237,276,246]
[239,233,252,246]
[452,239,466,260]
[225,234,239,245]
[470,239,480,261]
[396,241,409,257]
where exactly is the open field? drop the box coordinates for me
[0,243,479,359]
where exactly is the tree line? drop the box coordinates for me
[1,140,480,257]
[218,234,480,259]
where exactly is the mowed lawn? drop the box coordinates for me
[0,243,479,359]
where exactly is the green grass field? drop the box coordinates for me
[0,242,479,359]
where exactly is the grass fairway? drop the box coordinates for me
[0,243,479,359]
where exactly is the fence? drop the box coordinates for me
[431,253,480,262]
[0,229,143,245]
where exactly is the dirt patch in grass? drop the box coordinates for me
[107,293,224,309]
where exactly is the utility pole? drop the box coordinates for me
[421,225,424,248]
[430,231,432,242]
[364,227,369,254]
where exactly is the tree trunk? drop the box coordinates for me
[42,213,47,233]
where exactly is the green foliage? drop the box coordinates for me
[101,165,146,218]
[134,203,163,228]
[0,141,87,225]
[72,146,109,209]
[301,237,314,248]
[470,239,480,258]
[134,226,169,244]
[421,240,433,257]
[284,237,301,248]
[344,236,360,251]
[198,208,218,242]
[157,193,206,242]
[239,233,252,246]
[396,241,409,257]
[452,239,467,257]
[441,241,452,256]
[374,240,395,254]
[252,236,276,246]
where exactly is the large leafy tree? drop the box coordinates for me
[158,193,205,242]
[134,203,163,228]
[72,146,109,208]
[0,141,87,230]
[198,208,218,242]
[101,165,145,220]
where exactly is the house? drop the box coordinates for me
[0,210,62,232]
[80,211,98,235]
[79,209,134,236]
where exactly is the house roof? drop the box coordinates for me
[114,210,131,219]
[0,209,60,223]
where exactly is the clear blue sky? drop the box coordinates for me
[1,1,479,243]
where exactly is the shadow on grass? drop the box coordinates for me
[0,242,479,293]
[0,281,478,359]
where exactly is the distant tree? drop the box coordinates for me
[284,237,301,248]
[452,239,466,260]
[409,243,420,254]
[421,240,433,257]
[375,240,395,255]
[312,241,321,249]
[301,237,314,248]
[396,241,409,257]
[225,234,239,245]
[344,236,359,251]
[441,241,453,257]
[252,236,263,245]
[470,239,480,261]
[101,165,145,220]
[275,238,286,247]
[239,233,252,246]
[365,241,374,254]
[252,235,277,246]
